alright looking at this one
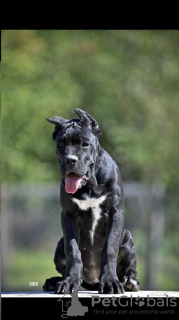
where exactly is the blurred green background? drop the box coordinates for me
[1,30,179,292]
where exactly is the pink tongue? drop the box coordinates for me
[65,172,83,194]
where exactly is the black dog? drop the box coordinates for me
[43,109,139,294]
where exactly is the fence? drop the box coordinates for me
[1,181,176,292]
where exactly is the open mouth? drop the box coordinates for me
[65,170,90,194]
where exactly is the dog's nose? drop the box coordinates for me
[65,155,78,165]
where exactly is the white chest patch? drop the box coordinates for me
[72,195,106,244]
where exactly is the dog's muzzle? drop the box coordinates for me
[62,155,86,194]
[63,155,93,194]
[65,155,78,166]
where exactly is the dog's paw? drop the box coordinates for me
[55,276,82,294]
[99,275,125,294]
[43,277,62,291]
[122,276,140,292]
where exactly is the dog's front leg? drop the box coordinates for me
[55,211,83,294]
[99,206,125,294]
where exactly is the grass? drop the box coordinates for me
[5,249,60,291]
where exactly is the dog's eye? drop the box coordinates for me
[58,142,63,148]
[82,142,89,147]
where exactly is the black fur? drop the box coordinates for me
[43,109,139,294]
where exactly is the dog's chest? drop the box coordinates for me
[72,195,106,244]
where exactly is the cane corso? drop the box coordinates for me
[43,108,139,294]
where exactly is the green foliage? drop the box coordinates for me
[7,249,60,290]
[2,30,179,189]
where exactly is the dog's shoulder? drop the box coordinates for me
[97,148,122,181]
[96,147,124,198]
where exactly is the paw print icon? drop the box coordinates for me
[58,291,88,318]
[134,298,145,307]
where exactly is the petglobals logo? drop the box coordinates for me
[58,291,88,318]
[57,294,177,317]
[91,295,177,315]
[91,295,177,308]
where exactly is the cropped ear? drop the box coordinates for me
[75,108,102,138]
[46,116,67,126]
[46,116,68,140]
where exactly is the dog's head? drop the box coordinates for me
[46,108,102,194]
